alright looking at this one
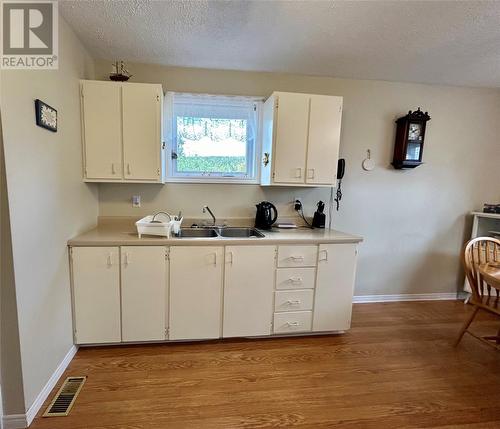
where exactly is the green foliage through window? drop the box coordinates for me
[175,116,248,174]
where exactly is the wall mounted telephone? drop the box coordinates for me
[337,158,345,180]
[334,158,345,211]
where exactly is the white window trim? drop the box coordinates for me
[164,92,264,184]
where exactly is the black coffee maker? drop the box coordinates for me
[255,201,278,229]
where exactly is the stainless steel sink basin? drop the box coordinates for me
[217,227,265,238]
[177,228,219,238]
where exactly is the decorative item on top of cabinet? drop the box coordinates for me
[80,80,165,183]
[392,107,430,169]
[261,91,343,187]
[109,60,132,81]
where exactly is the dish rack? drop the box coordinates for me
[136,213,174,238]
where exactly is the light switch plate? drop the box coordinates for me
[132,195,141,208]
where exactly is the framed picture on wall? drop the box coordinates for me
[34,99,57,132]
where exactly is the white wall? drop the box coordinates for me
[95,60,500,296]
[0,16,98,413]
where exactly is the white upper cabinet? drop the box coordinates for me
[122,83,163,181]
[306,95,343,185]
[223,246,276,338]
[80,80,165,183]
[272,93,310,184]
[81,81,122,180]
[261,91,343,187]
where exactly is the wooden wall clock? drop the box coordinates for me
[392,107,430,169]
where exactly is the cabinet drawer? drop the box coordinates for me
[273,311,312,334]
[277,245,317,267]
[276,268,316,290]
[275,290,314,312]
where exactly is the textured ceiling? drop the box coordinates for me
[60,0,500,87]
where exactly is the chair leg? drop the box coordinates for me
[454,306,480,347]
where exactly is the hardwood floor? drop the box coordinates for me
[31,301,500,428]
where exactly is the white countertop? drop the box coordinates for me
[68,225,363,246]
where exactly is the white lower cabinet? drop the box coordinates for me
[121,246,167,342]
[223,246,276,338]
[169,246,223,340]
[70,241,358,345]
[71,247,121,344]
[313,243,358,332]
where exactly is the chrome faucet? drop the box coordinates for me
[202,205,216,226]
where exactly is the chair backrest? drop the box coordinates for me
[463,237,500,299]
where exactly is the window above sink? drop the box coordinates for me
[165,93,263,184]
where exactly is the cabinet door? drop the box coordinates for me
[122,83,162,181]
[71,247,121,344]
[223,246,276,338]
[306,95,343,185]
[273,92,309,183]
[169,246,223,340]
[81,81,122,180]
[313,244,357,332]
[121,246,167,342]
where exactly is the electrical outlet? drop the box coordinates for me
[132,195,141,208]
[294,197,303,211]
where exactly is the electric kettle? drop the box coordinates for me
[255,201,278,229]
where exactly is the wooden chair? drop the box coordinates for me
[455,236,500,349]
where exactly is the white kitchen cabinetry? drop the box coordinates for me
[121,246,167,342]
[223,246,276,337]
[80,81,122,180]
[313,244,358,332]
[71,247,121,344]
[169,246,224,340]
[261,91,343,187]
[70,240,359,346]
[80,80,164,183]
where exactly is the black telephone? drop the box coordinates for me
[337,158,345,180]
[334,158,345,210]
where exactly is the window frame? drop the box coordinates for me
[164,92,263,184]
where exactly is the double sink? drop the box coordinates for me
[177,227,265,239]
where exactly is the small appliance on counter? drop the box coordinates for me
[255,201,278,229]
[483,204,500,214]
[312,201,326,228]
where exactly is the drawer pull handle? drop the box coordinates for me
[107,253,113,267]
[290,256,304,262]
[124,252,130,266]
[289,277,303,284]
[319,249,329,262]
[286,300,301,305]
[295,167,302,178]
[286,321,300,327]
